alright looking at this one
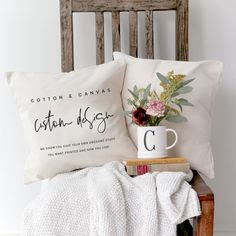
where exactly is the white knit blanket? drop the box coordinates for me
[23,161,201,236]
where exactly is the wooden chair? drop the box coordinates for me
[59,0,214,235]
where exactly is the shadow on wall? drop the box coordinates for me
[190,0,236,230]
[210,86,236,228]
[189,0,204,60]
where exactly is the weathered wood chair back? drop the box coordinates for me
[59,1,215,235]
[60,0,188,72]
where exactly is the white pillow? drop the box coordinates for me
[7,60,137,183]
[113,52,223,178]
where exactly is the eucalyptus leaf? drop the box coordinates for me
[153,90,159,99]
[140,99,147,107]
[127,98,138,108]
[133,85,139,96]
[128,89,139,100]
[172,99,183,112]
[177,98,194,106]
[143,83,152,100]
[180,78,195,87]
[176,86,193,94]
[127,98,133,104]
[177,104,183,112]
[166,115,187,123]
[156,72,170,84]
[171,92,180,97]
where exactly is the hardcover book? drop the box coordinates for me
[123,157,190,175]
[123,157,187,166]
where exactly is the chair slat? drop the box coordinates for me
[96,12,105,64]
[145,10,154,59]
[176,0,188,61]
[112,12,120,52]
[129,11,138,57]
[60,0,74,72]
[59,2,215,236]
[72,0,177,12]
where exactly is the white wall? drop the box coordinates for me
[0,0,235,234]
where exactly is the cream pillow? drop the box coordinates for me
[113,52,223,178]
[7,60,137,183]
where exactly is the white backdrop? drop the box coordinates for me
[0,0,235,235]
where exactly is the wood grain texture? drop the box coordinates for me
[72,0,177,12]
[60,0,74,72]
[191,170,214,236]
[96,12,105,64]
[112,12,121,52]
[145,10,154,59]
[193,200,214,236]
[59,0,215,234]
[176,0,189,60]
[191,170,214,201]
[129,11,138,57]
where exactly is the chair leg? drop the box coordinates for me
[193,199,214,236]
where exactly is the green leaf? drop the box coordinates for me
[166,115,188,123]
[143,83,152,100]
[177,104,183,112]
[171,99,184,112]
[127,98,138,108]
[171,92,180,97]
[128,89,139,100]
[176,86,193,94]
[140,99,147,107]
[156,72,170,84]
[174,78,194,92]
[180,78,195,87]
[133,85,139,96]
[177,98,194,106]
[153,90,159,99]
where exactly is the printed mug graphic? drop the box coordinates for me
[143,130,157,151]
[137,126,178,158]
[34,107,114,134]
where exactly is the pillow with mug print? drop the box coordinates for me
[113,52,223,178]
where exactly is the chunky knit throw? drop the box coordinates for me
[23,161,201,236]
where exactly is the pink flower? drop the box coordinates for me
[146,100,165,117]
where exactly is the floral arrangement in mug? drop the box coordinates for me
[126,71,195,126]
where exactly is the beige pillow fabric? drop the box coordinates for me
[113,52,223,178]
[7,60,137,183]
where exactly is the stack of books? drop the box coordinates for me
[123,157,190,176]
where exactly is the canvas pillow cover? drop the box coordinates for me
[113,52,223,178]
[7,60,137,183]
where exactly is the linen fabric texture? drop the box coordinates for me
[7,60,136,183]
[113,52,223,178]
